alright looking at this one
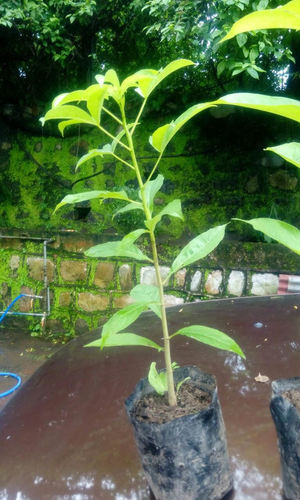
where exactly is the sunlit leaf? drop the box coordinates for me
[214,93,300,123]
[86,86,108,122]
[143,174,164,213]
[172,325,245,358]
[76,146,113,169]
[121,59,194,98]
[130,284,161,318]
[85,241,151,261]
[113,201,143,219]
[169,224,227,277]
[148,361,167,394]
[101,302,149,341]
[122,229,148,245]
[265,142,300,168]
[54,190,131,212]
[234,217,300,255]
[221,0,300,42]
[150,103,215,154]
[86,333,162,351]
[58,119,86,136]
[52,90,87,107]
[42,105,97,127]
[147,199,183,232]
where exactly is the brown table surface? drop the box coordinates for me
[0,294,299,499]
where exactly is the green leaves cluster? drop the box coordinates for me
[43,50,299,402]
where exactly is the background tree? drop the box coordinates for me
[133,0,299,97]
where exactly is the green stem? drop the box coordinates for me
[99,125,130,151]
[102,106,123,125]
[120,103,177,407]
[112,153,135,170]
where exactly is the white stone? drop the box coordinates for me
[190,270,202,293]
[227,271,245,296]
[164,295,184,307]
[251,273,279,296]
[140,266,170,286]
[205,270,222,295]
[175,269,186,288]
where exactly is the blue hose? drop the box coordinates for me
[0,294,27,324]
[0,294,27,398]
[0,372,22,398]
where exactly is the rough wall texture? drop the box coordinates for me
[0,232,299,341]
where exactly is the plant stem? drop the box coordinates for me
[120,103,177,407]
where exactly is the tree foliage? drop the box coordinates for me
[134,0,298,92]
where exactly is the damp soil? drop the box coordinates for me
[134,382,212,424]
[282,389,300,412]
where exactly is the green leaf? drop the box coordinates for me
[104,69,120,88]
[265,142,300,168]
[85,240,152,261]
[52,90,87,107]
[130,284,161,318]
[86,333,162,351]
[217,61,226,77]
[122,229,148,245]
[54,190,131,212]
[113,201,143,219]
[147,199,183,232]
[42,104,97,126]
[76,146,113,169]
[148,362,167,394]
[121,69,158,95]
[246,67,259,79]
[237,33,248,47]
[143,174,164,213]
[141,59,195,99]
[234,217,300,255]
[214,93,300,123]
[150,103,215,154]
[101,302,149,342]
[172,325,245,358]
[169,224,227,277]
[57,119,87,136]
[221,0,300,42]
[86,86,108,122]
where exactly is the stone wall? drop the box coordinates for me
[0,231,299,341]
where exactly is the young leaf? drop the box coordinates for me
[101,302,149,341]
[140,59,195,99]
[265,142,300,168]
[150,103,215,154]
[221,0,300,43]
[169,224,227,277]
[234,218,300,255]
[42,105,97,126]
[172,325,245,358]
[86,86,109,122]
[147,199,183,232]
[52,90,87,107]
[148,362,167,395]
[86,333,162,351]
[214,93,300,123]
[54,190,131,212]
[76,146,113,170]
[130,284,161,319]
[58,119,87,136]
[85,241,152,261]
[122,229,148,245]
[113,202,143,219]
[143,174,164,213]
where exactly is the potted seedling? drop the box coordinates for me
[221,3,300,498]
[42,57,300,499]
